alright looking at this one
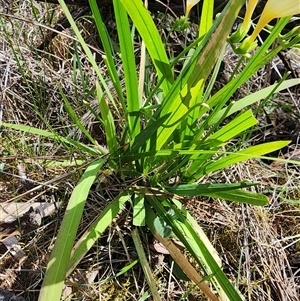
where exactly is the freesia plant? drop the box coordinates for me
[2,0,299,300]
[185,0,201,18]
[229,0,300,54]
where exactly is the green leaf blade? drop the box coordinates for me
[113,0,141,140]
[67,192,131,275]
[120,0,173,95]
[39,159,106,301]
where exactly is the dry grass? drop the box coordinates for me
[181,157,300,300]
[0,1,300,300]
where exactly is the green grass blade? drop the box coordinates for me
[202,140,291,175]
[186,109,258,177]
[122,148,299,166]
[165,182,258,196]
[67,192,131,275]
[199,0,214,36]
[1,122,101,155]
[130,114,170,153]
[207,78,300,126]
[166,200,243,300]
[152,12,223,121]
[206,109,258,144]
[57,0,116,107]
[58,85,96,145]
[38,159,107,301]
[96,81,118,154]
[99,259,139,284]
[120,0,173,95]
[182,0,214,139]
[166,183,268,205]
[133,194,145,226]
[113,0,140,141]
[88,0,125,110]
[201,189,269,205]
[170,198,233,297]
[132,228,161,301]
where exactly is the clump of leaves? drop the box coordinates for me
[2,0,300,300]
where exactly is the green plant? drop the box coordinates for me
[1,0,299,300]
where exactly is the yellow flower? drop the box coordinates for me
[240,0,259,33]
[247,0,300,45]
[228,0,259,43]
[185,0,201,18]
[237,0,300,54]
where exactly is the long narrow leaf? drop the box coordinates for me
[182,0,214,139]
[130,114,170,153]
[88,0,125,111]
[97,81,118,154]
[201,189,269,205]
[186,109,257,176]
[113,0,141,141]
[207,78,300,126]
[1,122,101,155]
[38,159,107,301]
[57,0,116,107]
[120,0,173,95]
[199,0,214,36]
[166,183,268,206]
[165,182,257,196]
[206,109,257,144]
[170,198,231,300]
[59,85,96,145]
[201,140,291,176]
[120,148,300,166]
[133,194,145,226]
[67,192,131,275]
[132,228,161,301]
